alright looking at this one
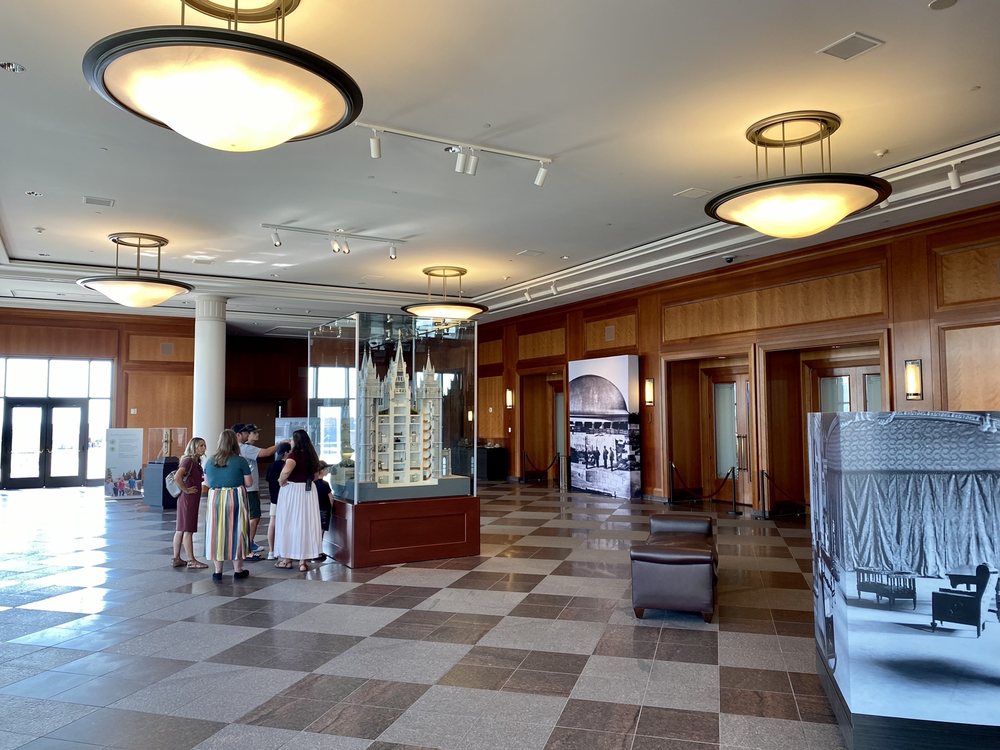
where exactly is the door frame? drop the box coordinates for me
[1,397,89,489]
[700,366,752,505]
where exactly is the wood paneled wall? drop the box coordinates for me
[480,202,1000,501]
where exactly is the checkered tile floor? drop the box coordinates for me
[0,483,844,749]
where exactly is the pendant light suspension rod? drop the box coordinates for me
[260,223,406,246]
[354,121,552,166]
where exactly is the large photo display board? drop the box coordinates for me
[809,411,1000,736]
[568,355,640,498]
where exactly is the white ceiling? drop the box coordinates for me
[1,0,999,336]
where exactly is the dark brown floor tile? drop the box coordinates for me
[720,667,791,693]
[530,547,574,560]
[631,738,719,750]
[343,679,429,709]
[718,526,781,537]
[439,663,514,689]
[774,620,814,637]
[495,546,538,558]
[635,706,720,744]
[544,727,633,749]
[719,619,777,635]
[481,533,526,545]
[558,606,614,623]
[330,592,385,606]
[720,687,799,720]
[530,527,591,538]
[371,594,431,609]
[788,671,825,696]
[719,605,771,621]
[771,608,814,624]
[568,596,617,609]
[759,571,809,590]
[264,648,340,672]
[717,570,764,589]
[393,609,454,626]
[754,546,794,559]
[521,650,589,675]
[438,556,493,570]
[522,593,573,607]
[230,611,300,628]
[653,643,718,665]
[602,624,661,642]
[490,579,543,592]
[783,537,812,547]
[282,673,368,702]
[510,603,564,619]
[184,608,254,625]
[658,628,717,647]
[241,630,362,653]
[240,695,332,730]
[460,645,529,669]
[500,517,549,526]
[308,702,403,738]
[503,668,579,696]
[208,644,280,667]
[424,624,493,645]
[557,698,639,733]
[795,693,837,723]
[447,612,503,626]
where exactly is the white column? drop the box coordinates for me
[193,294,227,445]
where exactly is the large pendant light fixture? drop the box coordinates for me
[78,232,193,308]
[705,111,891,239]
[83,1,362,152]
[402,266,488,321]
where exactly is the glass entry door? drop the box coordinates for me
[1,398,88,488]
[707,372,751,504]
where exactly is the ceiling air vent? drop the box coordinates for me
[817,32,884,61]
[83,195,115,207]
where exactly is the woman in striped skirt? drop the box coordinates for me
[203,429,253,582]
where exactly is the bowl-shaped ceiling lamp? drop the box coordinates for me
[78,232,193,308]
[82,1,362,152]
[402,266,488,321]
[705,111,891,239]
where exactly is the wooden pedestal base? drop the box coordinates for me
[332,495,480,568]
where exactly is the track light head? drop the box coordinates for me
[948,165,961,190]
[534,162,548,187]
[369,128,382,159]
[465,149,479,176]
[342,238,351,254]
[388,244,397,260]
[270,229,282,247]
[454,147,468,174]
[550,282,558,295]
[330,236,341,253]
[523,289,532,302]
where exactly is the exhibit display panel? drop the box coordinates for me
[809,411,1000,750]
[308,313,477,503]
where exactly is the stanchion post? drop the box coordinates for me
[727,465,743,517]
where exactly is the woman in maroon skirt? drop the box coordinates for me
[171,437,208,569]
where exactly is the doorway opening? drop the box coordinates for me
[0,357,113,489]
[518,369,565,484]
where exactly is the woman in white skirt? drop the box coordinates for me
[273,429,321,572]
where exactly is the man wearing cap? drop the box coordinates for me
[233,423,280,558]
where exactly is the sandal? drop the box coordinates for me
[187,561,209,569]
[171,557,187,568]
[274,560,293,569]
[298,562,309,572]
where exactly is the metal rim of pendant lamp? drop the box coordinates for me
[705,110,892,239]
[82,4,362,152]
[402,266,488,321]
[77,232,193,308]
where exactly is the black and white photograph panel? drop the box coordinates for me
[568,354,640,499]
[810,411,1000,729]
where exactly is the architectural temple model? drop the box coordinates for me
[357,344,443,487]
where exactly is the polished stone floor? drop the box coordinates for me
[0,484,844,750]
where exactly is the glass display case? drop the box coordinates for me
[308,312,477,503]
[146,427,188,462]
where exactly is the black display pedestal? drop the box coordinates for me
[143,457,179,510]
[476,447,509,481]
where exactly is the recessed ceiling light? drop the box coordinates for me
[269,273,279,278]
[25,190,43,197]
[503,275,511,280]
[1,62,26,74]
[560,255,570,260]
[228,259,265,264]
[38,252,50,257]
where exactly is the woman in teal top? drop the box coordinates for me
[204,429,253,582]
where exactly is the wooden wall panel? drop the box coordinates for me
[479,339,503,366]
[662,268,884,341]
[124,371,194,464]
[942,324,1000,410]
[584,314,637,352]
[936,242,1000,308]
[518,329,565,360]
[127,334,194,363]
[0,324,118,358]
[764,350,804,503]
[478,375,504,439]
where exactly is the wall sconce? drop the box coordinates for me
[644,378,655,406]
[505,388,514,409]
[904,359,923,400]
[467,410,474,423]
